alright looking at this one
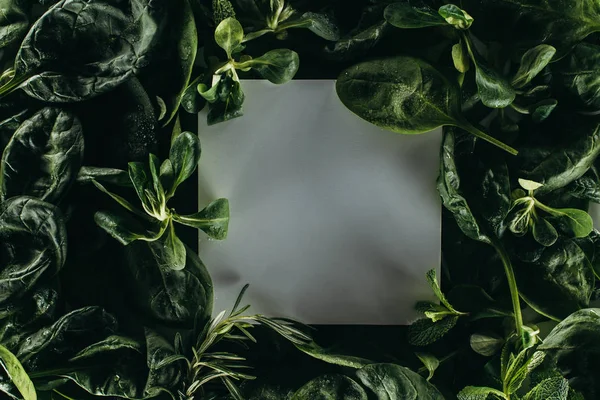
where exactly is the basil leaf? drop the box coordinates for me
[215,17,244,59]
[0,107,84,204]
[336,56,517,154]
[512,44,556,88]
[173,198,230,240]
[539,309,600,399]
[0,0,165,102]
[237,49,299,84]
[438,4,474,30]
[291,374,368,400]
[383,3,446,29]
[0,0,29,50]
[0,344,35,400]
[169,131,201,197]
[356,363,445,400]
[277,12,340,41]
[0,197,67,306]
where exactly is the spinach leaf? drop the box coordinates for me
[325,20,391,62]
[539,308,600,399]
[0,0,166,102]
[0,0,29,50]
[0,197,66,306]
[336,56,517,155]
[554,42,600,110]
[123,240,213,327]
[383,3,446,29]
[356,364,445,400]
[291,374,367,400]
[0,107,84,204]
[76,167,130,187]
[200,69,245,125]
[0,344,36,400]
[514,239,594,320]
[143,328,185,397]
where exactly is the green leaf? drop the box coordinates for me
[0,0,29,50]
[532,216,558,247]
[128,162,153,214]
[173,198,230,240]
[168,131,201,197]
[201,70,245,125]
[236,49,299,84]
[0,344,36,400]
[438,4,474,30]
[539,309,600,399]
[0,107,84,204]
[383,3,446,29]
[457,386,507,400]
[505,351,545,394]
[149,220,187,271]
[181,75,207,114]
[425,269,463,315]
[148,154,166,215]
[94,210,163,245]
[554,43,600,110]
[69,335,143,362]
[512,45,557,88]
[452,41,470,73]
[336,56,517,154]
[277,12,340,41]
[356,363,445,400]
[77,167,130,187]
[91,180,148,220]
[523,377,569,400]
[415,353,439,381]
[215,17,244,59]
[531,99,558,123]
[325,20,389,62]
[519,178,544,191]
[291,374,368,400]
[470,51,516,108]
[407,316,459,346]
[470,333,505,357]
[545,207,593,238]
[295,342,372,369]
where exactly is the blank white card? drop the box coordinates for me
[198,80,441,325]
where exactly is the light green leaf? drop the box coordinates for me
[457,386,507,400]
[425,269,464,315]
[236,49,299,84]
[512,44,557,88]
[519,178,544,191]
[0,344,36,400]
[415,353,439,381]
[438,4,474,30]
[383,3,446,29]
[173,198,230,240]
[545,207,593,238]
[215,17,244,59]
[452,41,470,73]
[295,342,372,369]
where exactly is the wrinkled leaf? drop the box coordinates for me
[291,374,368,400]
[407,316,459,346]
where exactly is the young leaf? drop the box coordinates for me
[470,333,504,357]
[532,216,558,247]
[408,316,459,346]
[438,4,474,30]
[512,45,557,88]
[452,41,470,73]
[519,178,544,191]
[383,3,446,29]
[415,352,439,381]
[168,131,201,197]
[457,386,507,400]
[215,17,244,59]
[173,198,230,240]
[336,56,518,155]
[235,49,299,84]
[0,344,36,400]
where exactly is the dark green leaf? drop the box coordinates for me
[539,309,600,399]
[77,167,130,187]
[69,335,143,362]
[356,363,445,400]
[512,44,556,88]
[523,377,569,400]
[277,12,340,41]
[173,198,230,240]
[325,21,390,62]
[554,42,600,110]
[0,0,29,50]
[438,4,474,30]
[470,333,505,357]
[0,197,66,306]
[336,57,517,154]
[169,131,201,197]
[291,374,368,400]
[531,99,558,123]
[215,17,244,59]
[237,49,299,84]
[532,216,558,247]
[295,342,371,369]
[457,386,507,400]
[0,344,36,400]
[415,353,439,381]
[149,221,186,271]
[94,210,162,245]
[201,71,245,125]
[181,75,206,114]
[407,316,459,346]
[468,44,516,108]
[0,107,84,204]
[383,3,446,29]
[144,328,184,397]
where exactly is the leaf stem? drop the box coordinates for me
[492,241,525,347]
[0,74,29,99]
[459,122,519,155]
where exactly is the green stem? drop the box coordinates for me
[459,122,519,155]
[493,241,525,347]
[0,74,29,99]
